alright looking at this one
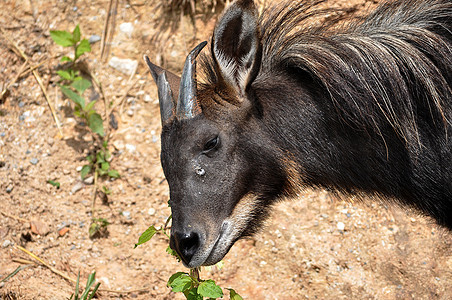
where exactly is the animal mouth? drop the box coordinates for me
[203,221,233,266]
[185,221,234,268]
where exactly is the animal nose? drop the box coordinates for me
[170,231,201,265]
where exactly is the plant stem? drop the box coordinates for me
[91,165,99,218]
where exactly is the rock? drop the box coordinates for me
[71,182,84,194]
[108,57,138,76]
[125,144,136,152]
[119,22,134,38]
[122,211,131,220]
[143,94,152,103]
[30,158,39,165]
[30,220,50,236]
[337,222,345,231]
[89,34,101,44]
[58,227,70,237]
[6,184,13,193]
[147,208,156,216]
[112,140,125,150]
[83,176,94,185]
[2,239,12,248]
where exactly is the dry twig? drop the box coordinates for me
[0,28,64,138]
[0,210,29,223]
[13,246,150,294]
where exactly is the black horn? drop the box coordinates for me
[144,56,175,125]
[176,41,208,120]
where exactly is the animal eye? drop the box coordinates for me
[203,136,219,152]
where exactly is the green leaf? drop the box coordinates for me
[57,70,72,80]
[134,225,157,248]
[96,151,105,163]
[102,186,112,195]
[198,280,223,298]
[184,288,203,300]
[80,165,91,179]
[228,288,243,300]
[97,169,107,176]
[101,162,109,171]
[88,113,104,136]
[167,272,192,293]
[74,272,80,300]
[72,25,81,43]
[107,169,120,178]
[60,56,73,62]
[0,266,27,283]
[89,222,100,238]
[75,39,91,60]
[166,245,179,258]
[50,30,74,47]
[84,100,96,114]
[87,282,100,300]
[60,85,85,108]
[71,78,92,94]
[80,271,97,299]
[47,180,60,189]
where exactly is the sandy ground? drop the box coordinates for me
[1,0,451,299]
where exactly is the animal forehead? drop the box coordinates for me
[163,118,220,149]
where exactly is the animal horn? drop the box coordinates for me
[144,55,175,125]
[176,41,208,120]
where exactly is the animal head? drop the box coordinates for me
[145,0,290,268]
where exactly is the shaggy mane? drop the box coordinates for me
[201,0,452,148]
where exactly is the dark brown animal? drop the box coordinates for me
[145,0,452,268]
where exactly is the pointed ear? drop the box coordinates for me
[212,0,262,98]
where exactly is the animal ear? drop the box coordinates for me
[144,56,181,124]
[212,0,261,98]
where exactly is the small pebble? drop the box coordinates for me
[2,239,12,248]
[30,158,39,165]
[83,176,94,185]
[337,222,345,231]
[6,184,13,193]
[147,208,156,216]
[143,94,152,103]
[108,57,138,76]
[119,22,134,38]
[71,182,84,194]
[89,34,101,44]
[122,211,131,220]
[125,144,136,152]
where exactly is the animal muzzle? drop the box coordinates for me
[169,230,202,266]
[169,220,237,268]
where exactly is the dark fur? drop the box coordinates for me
[199,0,452,228]
[148,0,452,267]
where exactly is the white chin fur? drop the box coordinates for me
[186,194,258,268]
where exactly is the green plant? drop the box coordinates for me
[135,215,243,300]
[47,179,61,189]
[50,25,119,237]
[89,217,110,238]
[70,271,100,300]
[50,25,104,139]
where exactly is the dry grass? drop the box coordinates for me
[151,0,228,41]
